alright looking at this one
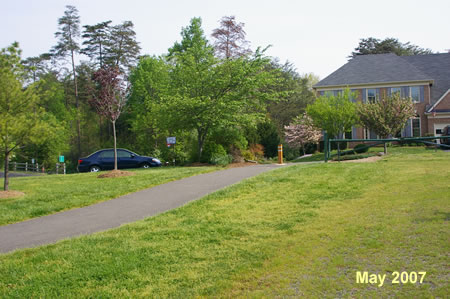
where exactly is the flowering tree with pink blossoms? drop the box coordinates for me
[284,113,322,155]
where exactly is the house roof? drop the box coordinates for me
[314,53,450,105]
[402,54,450,105]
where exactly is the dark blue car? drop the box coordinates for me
[78,149,162,172]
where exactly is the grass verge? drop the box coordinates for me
[0,148,448,297]
[0,166,220,225]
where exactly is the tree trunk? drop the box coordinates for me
[112,120,118,170]
[197,136,204,162]
[197,127,208,162]
[71,49,81,158]
[384,142,388,155]
[3,150,10,191]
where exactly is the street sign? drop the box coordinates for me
[59,155,65,163]
[166,137,176,144]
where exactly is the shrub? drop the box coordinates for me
[249,144,265,160]
[201,143,227,164]
[210,153,232,166]
[241,149,255,161]
[353,144,369,154]
[257,121,280,158]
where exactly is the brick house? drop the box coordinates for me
[313,53,450,141]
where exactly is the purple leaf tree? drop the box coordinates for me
[90,66,128,170]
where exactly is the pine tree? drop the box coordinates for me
[81,21,112,68]
[51,5,82,157]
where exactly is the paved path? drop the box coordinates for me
[0,164,286,253]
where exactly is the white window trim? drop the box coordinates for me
[410,86,420,103]
[366,88,378,103]
[363,127,379,140]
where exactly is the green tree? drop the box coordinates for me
[267,61,316,130]
[169,18,278,160]
[134,18,279,161]
[51,5,82,157]
[0,44,55,190]
[306,88,358,139]
[350,37,433,58]
[356,93,415,154]
[128,55,170,154]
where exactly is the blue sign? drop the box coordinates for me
[166,137,176,144]
[59,156,65,163]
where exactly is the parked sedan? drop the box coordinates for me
[78,149,162,172]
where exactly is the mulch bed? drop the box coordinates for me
[97,170,135,178]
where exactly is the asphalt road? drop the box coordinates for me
[0,164,286,253]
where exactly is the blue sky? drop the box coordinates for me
[1,0,449,79]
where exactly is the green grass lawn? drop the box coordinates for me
[0,166,219,225]
[0,147,448,297]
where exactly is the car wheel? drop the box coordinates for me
[142,163,151,169]
[90,165,101,172]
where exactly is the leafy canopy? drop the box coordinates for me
[1,43,61,190]
[350,37,433,58]
[356,93,415,138]
[131,17,280,160]
[306,88,358,138]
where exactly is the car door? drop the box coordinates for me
[118,150,138,169]
[99,150,115,170]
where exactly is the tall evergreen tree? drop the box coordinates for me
[51,5,82,157]
[81,21,112,68]
[22,53,52,83]
[105,21,141,73]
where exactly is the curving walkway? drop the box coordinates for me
[0,164,286,253]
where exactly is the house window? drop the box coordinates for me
[391,87,401,96]
[364,128,378,139]
[412,118,421,137]
[367,89,377,103]
[410,86,420,103]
